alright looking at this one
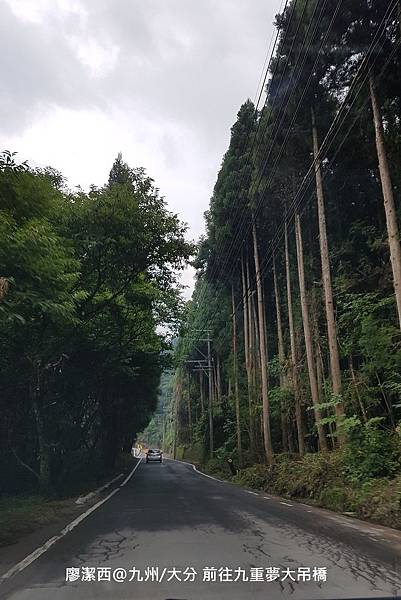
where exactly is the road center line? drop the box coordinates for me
[247,491,259,496]
[0,458,142,583]
[280,501,293,507]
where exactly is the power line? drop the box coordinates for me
[199,1,400,351]
[185,0,326,342]
[192,0,344,337]
[226,21,401,345]
[205,0,343,299]
[189,0,298,315]
[211,0,326,282]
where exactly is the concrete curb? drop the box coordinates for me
[75,473,124,505]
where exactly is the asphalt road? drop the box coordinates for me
[1,457,401,600]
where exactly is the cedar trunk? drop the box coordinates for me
[370,73,401,330]
[251,289,262,448]
[285,221,305,456]
[252,219,274,465]
[273,253,289,452]
[247,258,258,451]
[242,255,256,450]
[311,106,344,426]
[231,284,243,465]
[295,214,328,452]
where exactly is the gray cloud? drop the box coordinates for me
[0,2,94,133]
[1,0,280,143]
[0,0,281,295]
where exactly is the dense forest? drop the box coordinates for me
[144,0,401,524]
[3,0,401,526]
[0,152,191,496]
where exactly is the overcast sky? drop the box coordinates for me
[0,0,282,296]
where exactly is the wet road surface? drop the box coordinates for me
[1,457,401,599]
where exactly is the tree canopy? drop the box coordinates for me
[0,151,192,495]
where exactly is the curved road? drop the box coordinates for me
[1,457,401,599]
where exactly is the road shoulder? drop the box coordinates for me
[168,456,401,557]
[0,456,140,579]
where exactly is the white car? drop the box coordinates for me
[146,449,163,463]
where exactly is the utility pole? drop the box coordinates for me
[200,370,204,413]
[187,329,213,457]
[187,369,192,446]
[173,393,178,459]
[207,331,214,458]
[162,416,166,450]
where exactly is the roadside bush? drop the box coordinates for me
[319,485,353,512]
[175,446,186,460]
[355,476,401,528]
[342,418,401,482]
[203,457,232,477]
[183,443,204,464]
[200,431,401,529]
[233,464,270,489]
[271,452,346,500]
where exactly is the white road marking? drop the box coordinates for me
[0,488,119,582]
[164,457,224,483]
[0,459,142,583]
[264,496,271,500]
[190,467,223,483]
[120,457,143,487]
[166,458,294,508]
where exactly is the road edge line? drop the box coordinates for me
[120,457,142,487]
[165,457,225,483]
[0,458,142,584]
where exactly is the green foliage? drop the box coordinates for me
[203,457,232,477]
[342,418,401,482]
[121,1,401,524]
[233,464,270,489]
[355,476,401,529]
[234,451,401,529]
[0,152,192,496]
